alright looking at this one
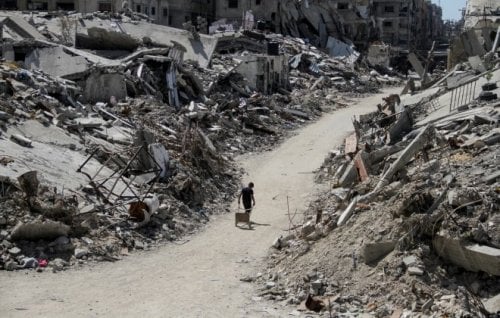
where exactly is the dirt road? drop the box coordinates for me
[0,89,399,317]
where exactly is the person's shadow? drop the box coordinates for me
[236,221,271,231]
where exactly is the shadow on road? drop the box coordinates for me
[236,221,271,231]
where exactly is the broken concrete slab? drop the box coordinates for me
[149,143,169,178]
[234,54,289,94]
[2,42,14,61]
[76,27,140,51]
[408,53,425,79]
[83,72,127,103]
[282,109,310,120]
[367,43,390,68]
[337,197,358,226]
[408,266,424,276]
[361,241,396,264]
[403,255,418,267]
[339,161,359,187]
[326,37,359,64]
[0,121,126,192]
[121,21,218,68]
[483,293,500,315]
[25,46,90,78]
[460,30,487,57]
[433,233,500,276]
[0,14,46,41]
[482,171,500,184]
[387,110,413,144]
[468,56,487,73]
[353,151,370,182]
[10,134,32,147]
[11,221,71,241]
[374,125,434,192]
[344,133,358,155]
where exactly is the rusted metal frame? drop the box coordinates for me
[113,144,164,203]
[76,148,111,204]
[105,145,145,201]
[78,144,164,206]
[87,148,131,199]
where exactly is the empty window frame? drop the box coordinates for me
[228,0,238,9]
[98,2,111,11]
[384,6,394,13]
[338,3,348,10]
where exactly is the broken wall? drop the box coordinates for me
[278,0,370,49]
[76,27,140,51]
[214,0,279,30]
[25,46,90,78]
[83,72,127,103]
[235,54,289,95]
[367,43,390,68]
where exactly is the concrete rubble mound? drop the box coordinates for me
[0,10,399,273]
[257,34,500,317]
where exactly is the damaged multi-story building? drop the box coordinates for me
[463,0,500,48]
[2,0,445,71]
[10,0,123,12]
[129,0,214,30]
[4,0,444,53]
[448,0,500,68]
[371,0,444,52]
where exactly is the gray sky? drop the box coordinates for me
[432,0,467,21]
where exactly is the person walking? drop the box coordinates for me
[238,182,255,213]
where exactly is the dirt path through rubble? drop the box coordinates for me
[0,88,400,318]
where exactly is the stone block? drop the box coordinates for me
[483,293,500,314]
[353,150,370,182]
[83,72,127,104]
[339,162,359,187]
[433,234,500,276]
[408,266,424,276]
[361,241,396,264]
[344,133,358,155]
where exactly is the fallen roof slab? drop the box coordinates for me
[25,46,90,78]
[122,22,217,68]
[0,14,47,41]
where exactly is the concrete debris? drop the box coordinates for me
[10,221,71,241]
[261,43,500,317]
[0,4,496,316]
[434,234,500,276]
[25,46,90,78]
[0,8,404,273]
[361,241,396,264]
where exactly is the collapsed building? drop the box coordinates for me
[0,0,445,70]
[251,11,500,317]
[449,0,500,69]
[0,9,400,273]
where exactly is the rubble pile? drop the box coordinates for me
[256,67,500,316]
[0,11,402,272]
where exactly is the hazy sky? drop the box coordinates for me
[432,0,467,21]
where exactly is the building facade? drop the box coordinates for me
[130,0,215,29]
[7,0,444,53]
[13,0,120,12]
[371,0,443,52]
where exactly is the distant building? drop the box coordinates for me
[464,0,500,30]
[130,0,214,30]
[13,0,118,12]
[371,0,444,52]
[7,0,445,54]
[213,0,279,31]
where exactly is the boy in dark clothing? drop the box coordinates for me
[238,182,255,213]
